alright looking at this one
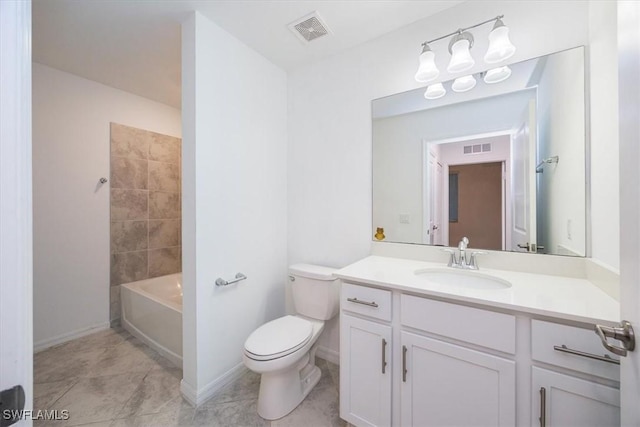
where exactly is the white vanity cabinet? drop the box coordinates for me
[340,284,393,427]
[400,332,515,427]
[339,281,620,427]
[340,283,516,427]
[531,367,620,427]
[531,320,620,427]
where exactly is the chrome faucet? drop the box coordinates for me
[444,237,487,270]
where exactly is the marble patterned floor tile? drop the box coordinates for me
[325,360,340,392]
[41,328,131,356]
[272,383,344,427]
[200,370,260,407]
[34,346,107,384]
[88,337,166,378]
[34,378,78,412]
[314,358,337,391]
[47,372,146,427]
[115,367,184,418]
[192,399,267,427]
[110,406,195,427]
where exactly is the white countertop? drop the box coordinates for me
[335,256,620,325]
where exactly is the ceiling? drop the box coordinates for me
[33,0,463,108]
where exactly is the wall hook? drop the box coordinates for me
[99,177,108,184]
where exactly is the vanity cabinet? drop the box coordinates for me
[532,367,619,427]
[400,331,515,426]
[339,281,620,427]
[340,284,392,427]
[531,320,620,427]
[340,283,516,427]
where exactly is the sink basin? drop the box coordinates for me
[414,268,512,290]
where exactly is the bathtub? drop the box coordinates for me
[121,273,182,367]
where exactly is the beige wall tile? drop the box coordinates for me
[148,247,181,278]
[111,189,148,221]
[111,157,148,190]
[149,219,180,249]
[110,123,149,160]
[149,161,179,192]
[149,192,180,219]
[149,133,180,164]
[111,221,148,253]
[111,251,148,286]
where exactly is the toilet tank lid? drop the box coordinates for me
[289,264,337,281]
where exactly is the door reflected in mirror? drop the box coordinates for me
[372,47,586,256]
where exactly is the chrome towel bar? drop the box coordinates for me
[215,273,247,287]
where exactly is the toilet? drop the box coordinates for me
[242,264,340,420]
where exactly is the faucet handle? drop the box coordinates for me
[442,248,457,267]
[469,251,488,270]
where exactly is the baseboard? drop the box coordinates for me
[180,362,247,407]
[34,321,111,353]
[317,345,340,365]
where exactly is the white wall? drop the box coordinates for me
[32,63,181,348]
[536,48,586,256]
[181,12,288,402]
[288,0,614,356]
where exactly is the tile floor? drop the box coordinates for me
[34,327,344,427]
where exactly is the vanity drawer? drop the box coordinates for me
[401,294,516,354]
[532,320,620,381]
[341,283,392,322]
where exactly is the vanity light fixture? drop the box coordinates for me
[447,32,475,73]
[414,15,515,82]
[451,74,477,92]
[424,83,446,100]
[484,18,516,63]
[483,65,512,84]
[414,43,440,83]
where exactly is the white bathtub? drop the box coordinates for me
[121,273,182,367]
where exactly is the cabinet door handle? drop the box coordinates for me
[346,297,378,308]
[381,339,387,374]
[553,344,620,365]
[402,345,408,382]
[539,387,546,427]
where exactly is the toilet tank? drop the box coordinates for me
[289,264,340,320]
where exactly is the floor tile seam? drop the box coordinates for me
[195,395,259,410]
[110,366,156,421]
[42,378,80,411]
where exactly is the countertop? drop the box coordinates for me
[335,256,620,325]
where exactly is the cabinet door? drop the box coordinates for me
[400,332,515,427]
[532,367,620,427]
[340,313,392,427]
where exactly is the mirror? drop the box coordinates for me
[372,47,586,256]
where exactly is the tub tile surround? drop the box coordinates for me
[110,123,182,323]
[34,328,343,427]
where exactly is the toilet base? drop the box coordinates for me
[256,349,322,420]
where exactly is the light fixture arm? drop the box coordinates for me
[420,15,504,47]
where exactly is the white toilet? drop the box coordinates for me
[242,264,340,420]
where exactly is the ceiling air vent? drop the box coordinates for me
[288,12,331,43]
[463,143,492,155]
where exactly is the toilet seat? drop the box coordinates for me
[244,315,313,361]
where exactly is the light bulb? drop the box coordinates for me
[424,83,446,100]
[447,32,475,74]
[452,75,477,92]
[484,66,512,84]
[484,19,516,64]
[414,44,439,83]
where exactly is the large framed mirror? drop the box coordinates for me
[372,46,586,256]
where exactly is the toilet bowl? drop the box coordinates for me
[242,264,339,420]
